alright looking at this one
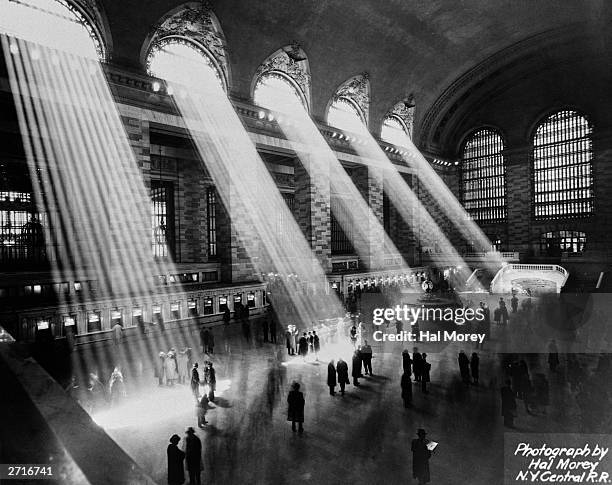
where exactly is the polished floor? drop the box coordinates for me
[67,292,611,485]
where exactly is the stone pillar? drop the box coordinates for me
[294,156,331,272]
[352,165,385,269]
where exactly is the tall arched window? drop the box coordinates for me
[147,38,225,91]
[533,110,593,219]
[0,0,106,59]
[461,129,506,222]
[381,115,409,147]
[253,72,307,113]
[327,73,369,133]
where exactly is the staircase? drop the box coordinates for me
[490,264,569,295]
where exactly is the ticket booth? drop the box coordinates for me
[188,298,198,317]
[87,311,101,333]
[247,292,256,308]
[111,309,123,327]
[132,307,144,333]
[170,302,181,320]
[152,304,164,330]
[219,296,228,313]
[203,297,214,315]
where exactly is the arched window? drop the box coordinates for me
[533,110,593,219]
[381,115,409,147]
[328,97,366,133]
[146,38,225,91]
[0,0,105,59]
[253,72,306,113]
[540,231,586,256]
[327,73,369,133]
[253,44,311,113]
[461,129,506,222]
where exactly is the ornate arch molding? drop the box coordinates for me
[60,0,112,60]
[384,95,415,139]
[253,43,311,111]
[328,72,370,127]
[419,24,587,156]
[142,2,230,90]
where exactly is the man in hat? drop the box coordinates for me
[185,427,202,485]
[167,434,185,485]
[411,428,432,484]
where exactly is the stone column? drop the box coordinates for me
[294,156,332,272]
[351,165,385,269]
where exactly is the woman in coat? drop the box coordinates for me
[336,358,349,395]
[287,381,305,433]
[327,360,337,395]
[470,352,480,385]
[298,333,309,359]
[411,429,432,484]
[165,351,178,386]
[167,434,185,485]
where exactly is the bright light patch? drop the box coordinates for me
[327,97,365,133]
[254,73,306,114]
[147,39,224,92]
[0,0,102,59]
[92,380,232,430]
[381,116,408,148]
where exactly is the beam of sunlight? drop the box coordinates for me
[148,43,344,327]
[253,78,412,274]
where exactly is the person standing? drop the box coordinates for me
[165,351,178,386]
[287,382,305,433]
[298,333,309,360]
[361,340,373,376]
[285,327,294,355]
[313,331,321,361]
[499,298,509,325]
[413,348,423,382]
[458,350,470,384]
[269,315,277,344]
[167,434,185,485]
[177,349,189,385]
[197,394,209,428]
[199,327,209,355]
[470,352,480,385]
[112,322,123,346]
[204,361,216,402]
[402,349,412,377]
[351,350,361,386]
[184,427,202,485]
[190,363,200,401]
[401,372,412,408]
[327,360,337,395]
[501,379,517,427]
[421,353,431,394]
[511,294,519,313]
[336,358,349,395]
[156,352,166,386]
[411,429,432,485]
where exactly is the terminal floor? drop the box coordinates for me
[62,293,612,485]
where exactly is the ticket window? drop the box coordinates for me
[203,298,213,315]
[262,291,268,306]
[188,299,198,317]
[170,302,180,320]
[63,315,78,336]
[234,294,243,306]
[35,317,53,343]
[247,292,256,308]
[132,307,143,327]
[87,311,102,333]
[219,296,228,313]
[111,309,123,327]
[152,305,163,325]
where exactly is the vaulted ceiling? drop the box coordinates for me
[99,0,611,149]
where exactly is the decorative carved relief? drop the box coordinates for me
[388,97,415,138]
[147,3,229,89]
[66,0,108,59]
[333,72,370,124]
[255,44,311,109]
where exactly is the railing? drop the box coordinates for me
[490,263,569,294]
